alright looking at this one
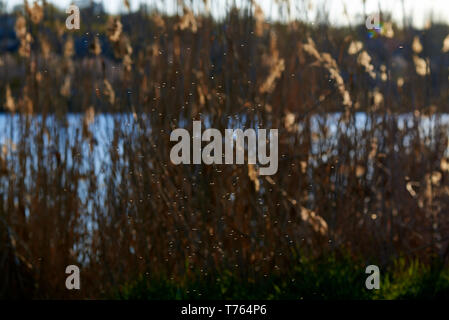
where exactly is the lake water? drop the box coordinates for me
[1,112,448,225]
[1,112,448,184]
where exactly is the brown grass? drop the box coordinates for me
[1,0,449,298]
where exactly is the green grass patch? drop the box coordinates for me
[115,254,449,300]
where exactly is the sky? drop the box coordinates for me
[4,0,449,28]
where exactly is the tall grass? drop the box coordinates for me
[0,0,449,298]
